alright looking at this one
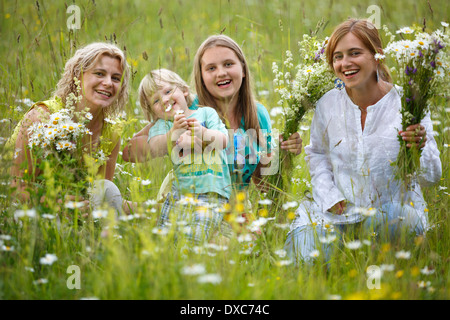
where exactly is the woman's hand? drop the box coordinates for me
[280,132,303,155]
[400,124,427,149]
[328,200,347,215]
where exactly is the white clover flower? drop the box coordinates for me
[282,201,298,210]
[345,240,362,250]
[14,208,37,219]
[205,243,228,251]
[152,227,169,236]
[274,249,287,258]
[258,199,273,205]
[197,273,222,284]
[396,27,414,34]
[395,250,411,259]
[309,250,320,258]
[92,209,109,219]
[269,107,284,117]
[144,199,158,206]
[104,118,117,124]
[40,253,58,265]
[33,278,48,285]
[237,234,254,242]
[319,234,337,244]
[380,264,395,272]
[374,53,385,61]
[352,207,377,217]
[420,266,435,275]
[417,280,431,288]
[25,266,35,272]
[65,201,86,209]
[181,264,206,275]
[1,245,15,252]
[276,259,293,266]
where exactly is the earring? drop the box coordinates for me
[376,66,380,82]
[334,78,345,90]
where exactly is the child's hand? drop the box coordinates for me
[173,113,188,131]
[187,118,205,139]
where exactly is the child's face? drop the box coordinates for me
[150,83,189,120]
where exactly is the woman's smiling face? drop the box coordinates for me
[81,54,123,112]
[332,32,378,91]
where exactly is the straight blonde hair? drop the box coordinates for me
[54,42,130,116]
[192,35,260,133]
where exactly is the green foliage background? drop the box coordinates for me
[0,0,449,301]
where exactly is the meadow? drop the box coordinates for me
[0,0,449,302]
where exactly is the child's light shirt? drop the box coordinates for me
[149,106,231,199]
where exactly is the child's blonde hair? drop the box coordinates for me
[54,42,130,116]
[139,68,195,122]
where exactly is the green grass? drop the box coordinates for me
[0,0,449,300]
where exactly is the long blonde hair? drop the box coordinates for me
[326,19,392,83]
[54,42,130,116]
[192,35,260,132]
[139,68,195,122]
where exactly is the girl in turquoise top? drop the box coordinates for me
[9,42,130,215]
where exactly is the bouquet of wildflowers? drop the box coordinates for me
[383,22,449,187]
[26,78,108,198]
[272,35,336,141]
[266,32,335,206]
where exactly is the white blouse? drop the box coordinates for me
[290,87,442,229]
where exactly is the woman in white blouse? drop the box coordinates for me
[285,19,442,263]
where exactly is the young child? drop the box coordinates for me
[138,68,231,243]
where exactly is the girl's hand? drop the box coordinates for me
[399,124,427,149]
[175,130,203,156]
[328,200,347,215]
[280,132,303,155]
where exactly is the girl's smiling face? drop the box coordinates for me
[200,46,245,103]
[81,54,123,112]
[332,32,378,91]
[150,83,189,120]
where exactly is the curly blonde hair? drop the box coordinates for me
[54,42,130,116]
